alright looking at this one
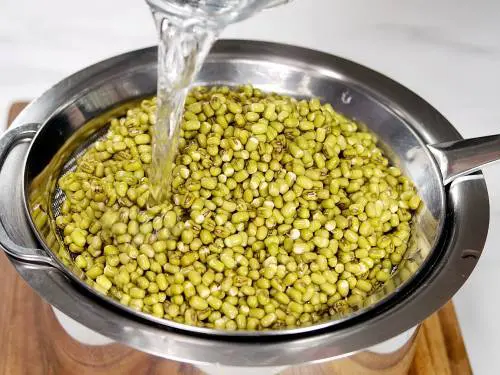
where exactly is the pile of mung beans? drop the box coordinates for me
[55,85,421,330]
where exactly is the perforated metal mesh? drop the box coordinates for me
[51,126,109,218]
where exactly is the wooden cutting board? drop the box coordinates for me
[0,103,473,375]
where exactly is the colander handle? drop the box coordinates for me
[0,123,59,268]
[428,134,500,185]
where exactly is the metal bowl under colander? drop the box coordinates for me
[0,40,497,366]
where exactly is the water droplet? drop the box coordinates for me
[341,90,352,105]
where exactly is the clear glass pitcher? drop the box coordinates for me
[145,0,292,26]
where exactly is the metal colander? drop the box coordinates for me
[29,91,429,336]
[52,127,110,218]
[0,41,494,366]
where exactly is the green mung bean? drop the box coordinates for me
[55,85,420,331]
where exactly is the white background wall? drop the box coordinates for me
[1,0,500,373]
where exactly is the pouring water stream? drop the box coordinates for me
[145,0,291,203]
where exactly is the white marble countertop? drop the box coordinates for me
[1,0,499,373]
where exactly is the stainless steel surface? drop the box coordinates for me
[22,40,448,337]
[428,135,500,185]
[0,122,58,268]
[0,40,490,366]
